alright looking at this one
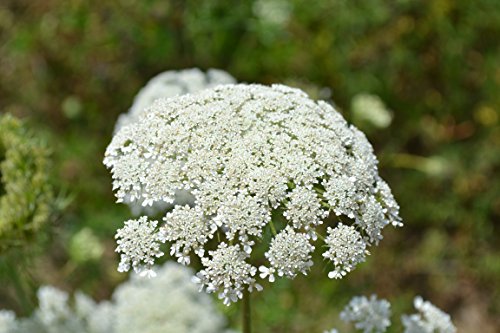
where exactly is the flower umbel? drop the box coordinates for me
[340,295,391,333]
[115,216,165,276]
[104,83,402,304]
[401,296,456,333]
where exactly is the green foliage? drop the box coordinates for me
[0,114,54,254]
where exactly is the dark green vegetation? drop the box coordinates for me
[0,1,499,332]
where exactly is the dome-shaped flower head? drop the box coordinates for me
[0,114,54,254]
[113,68,236,217]
[104,84,402,305]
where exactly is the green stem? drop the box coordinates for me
[269,220,278,236]
[315,231,326,242]
[242,288,251,333]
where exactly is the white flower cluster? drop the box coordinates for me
[115,216,165,277]
[322,223,369,279]
[104,83,402,304]
[260,226,314,282]
[401,297,456,333]
[326,295,456,333]
[0,263,228,333]
[193,243,262,305]
[115,68,236,217]
[340,295,392,333]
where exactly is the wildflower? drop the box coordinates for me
[114,69,235,217]
[104,84,402,304]
[340,295,391,333]
[259,226,314,281]
[401,296,456,333]
[0,263,227,333]
[115,216,165,276]
[322,223,369,279]
[115,68,236,132]
[193,243,262,306]
[325,295,456,333]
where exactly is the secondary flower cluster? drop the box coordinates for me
[104,83,402,305]
[115,68,236,132]
[0,114,54,254]
[325,294,456,333]
[0,263,228,333]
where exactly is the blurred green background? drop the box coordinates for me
[0,0,499,332]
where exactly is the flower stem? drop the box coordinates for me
[242,288,251,333]
[269,220,278,236]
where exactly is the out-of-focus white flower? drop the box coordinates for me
[115,68,236,132]
[401,296,456,333]
[324,295,456,333]
[0,310,17,333]
[253,0,292,26]
[104,83,402,304]
[0,262,227,333]
[351,94,393,129]
[340,295,391,333]
[112,262,226,333]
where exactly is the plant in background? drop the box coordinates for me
[114,68,236,217]
[350,94,393,130]
[104,83,402,331]
[0,262,228,333]
[0,113,54,254]
[324,294,456,333]
[114,68,236,133]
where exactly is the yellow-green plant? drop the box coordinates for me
[0,113,54,254]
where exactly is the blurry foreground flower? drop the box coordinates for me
[326,295,456,333]
[104,83,402,305]
[114,68,236,217]
[0,114,54,254]
[0,262,228,333]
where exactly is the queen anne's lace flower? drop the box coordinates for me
[0,263,228,333]
[323,223,369,279]
[326,295,456,333]
[104,83,402,304]
[259,225,314,281]
[401,297,456,333]
[283,186,328,238]
[115,217,165,276]
[115,68,235,217]
[340,295,391,333]
[0,310,17,332]
[193,243,262,306]
[161,205,212,264]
